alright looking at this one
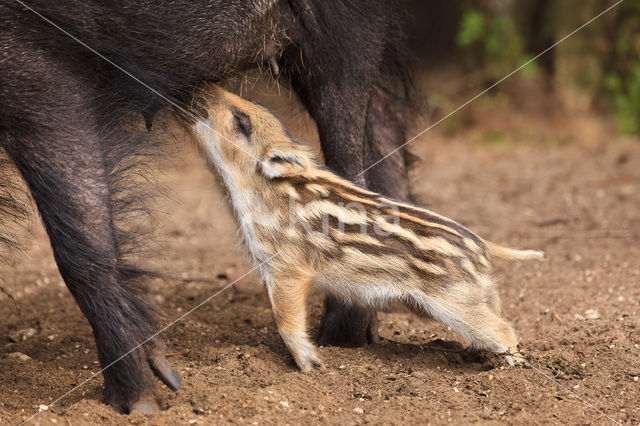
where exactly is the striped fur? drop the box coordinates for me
[188,84,544,370]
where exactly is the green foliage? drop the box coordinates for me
[456,10,485,47]
[452,2,640,136]
[604,3,640,135]
[605,64,640,134]
[480,130,508,145]
[456,8,538,81]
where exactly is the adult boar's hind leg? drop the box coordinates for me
[315,86,411,347]
[364,85,411,202]
[3,81,177,413]
[283,0,410,346]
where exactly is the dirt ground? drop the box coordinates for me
[1,76,639,425]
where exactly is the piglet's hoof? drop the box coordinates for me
[499,350,527,368]
[297,351,326,372]
[129,399,159,415]
[149,354,181,391]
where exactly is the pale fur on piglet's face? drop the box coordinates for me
[192,85,313,191]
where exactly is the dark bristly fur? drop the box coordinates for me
[0,0,412,412]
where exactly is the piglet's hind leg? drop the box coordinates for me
[408,294,522,366]
[450,305,522,366]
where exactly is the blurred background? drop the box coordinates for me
[233,0,640,159]
[405,0,640,136]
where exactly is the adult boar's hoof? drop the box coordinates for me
[129,399,159,414]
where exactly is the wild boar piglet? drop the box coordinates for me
[189,84,544,370]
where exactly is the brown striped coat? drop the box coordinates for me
[189,84,544,370]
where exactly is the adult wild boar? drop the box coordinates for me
[0,0,411,413]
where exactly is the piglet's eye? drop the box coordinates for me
[231,109,252,137]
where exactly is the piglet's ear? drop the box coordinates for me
[259,144,312,179]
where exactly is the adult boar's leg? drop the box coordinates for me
[283,0,410,346]
[363,85,411,202]
[2,64,177,413]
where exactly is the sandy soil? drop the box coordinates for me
[1,79,639,425]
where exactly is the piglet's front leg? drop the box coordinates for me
[269,268,325,372]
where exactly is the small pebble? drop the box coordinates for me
[8,352,32,361]
[584,309,600,320]
[353,407,364,414]
[8,328,36,343]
